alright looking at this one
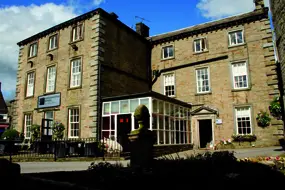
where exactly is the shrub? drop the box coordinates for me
[31,124,41,141]
[256,111,271,127]
[0,129,20,140]
[269,97,282,119]
[52,122,65,139]
[232,134,257,142]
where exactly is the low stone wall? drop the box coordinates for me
[153,144,193,157]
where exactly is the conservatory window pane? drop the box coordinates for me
[130,99,139,112]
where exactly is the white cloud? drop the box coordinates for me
[197,0,270,19]
[0,3,77,100]
[93,0,105,6]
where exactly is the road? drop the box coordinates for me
[18,146,284,173]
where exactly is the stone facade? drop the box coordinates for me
[13,9,150,139]
[270,0,285,135]
[151,2,283,147]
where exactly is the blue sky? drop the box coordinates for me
[0,0,269,101]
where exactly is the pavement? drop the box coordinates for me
[18,146,285,174]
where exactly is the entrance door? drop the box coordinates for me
[41,118,53,141]
[117,114,132,152]
[198,119,213,148]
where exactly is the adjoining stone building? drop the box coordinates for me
[0,82,9,136]
[150,0,283,147]
[270,0,285,135]
[14,9,151,140]
[13,0,283,148]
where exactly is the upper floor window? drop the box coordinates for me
[70,58,82,88]
[235,107,252,135]
[162,45,174,59]
[231,62,248,89]
[194,38,207,53]
[28,42,37,57]
[228,30,244,46]
[26,72,35,97]
[196,67,210,93]
[164,73,175,97]
[49,34,58,50]
[72,24,83,42]
[46,66,56,93]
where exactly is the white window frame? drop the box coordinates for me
[70,58,82,88]
[162,45,174,60]
[26,72,35,97]
[48,34,58,50]
[194,38,207,53]
[228,30,244,46]
[28,42,37,57]
[163,73,175,97]
[231,61,249,90]
[68,107,80,138]
[235,106,252,135]
[24,114,32,139]
[46,66,56,93]
[72,24,83,42]
[196,67,211,93]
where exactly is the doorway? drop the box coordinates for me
[117,114,132,152]
[198,119,213,148]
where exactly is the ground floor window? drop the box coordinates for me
[102,116,115,139]
[24,114,32,139]
[152,100,191,145]
[235,106,252,135]
[68,108,80,138]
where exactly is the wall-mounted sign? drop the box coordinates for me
[38,93,61,109]
[216,119,222,125]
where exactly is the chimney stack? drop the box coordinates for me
[136,22,150,38]
[254,0,264,10]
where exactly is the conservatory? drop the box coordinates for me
[101,91,192,148]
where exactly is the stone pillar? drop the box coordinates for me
[128,105,154,168]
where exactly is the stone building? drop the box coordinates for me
[14,9,151,140]
[0,82,9,136]
[150,0,283,147]
[270,0,285,135]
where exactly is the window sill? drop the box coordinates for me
[67,86,82,91]
[46,48,58,53]
[195,92,212,96]
[161,57,175,61]
[27,55,37,60]
[228,43,246,49]
[69,39,84,45]
[231,87,251,92]
[24,96,34,100]
[44,91,56,95]
[193,50,209,55]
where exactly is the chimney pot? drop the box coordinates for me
[109,12,118,19]
[254,0,264,10]
[135,22,150,38]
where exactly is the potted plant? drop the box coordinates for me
[269,97,282,119]
[52,121,66,158]
[256,111,271,127]
[232,134,257,146]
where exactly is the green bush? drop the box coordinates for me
[31,124,41,141]
[269,96,282,119]
[1,129,20,140]
[256,111,271,127]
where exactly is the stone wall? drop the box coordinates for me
[270,0,285,136]
[151,8,282,146]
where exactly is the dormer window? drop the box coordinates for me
[28,42,37,57]
[71,24,83,42]
[194,38,207,53]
